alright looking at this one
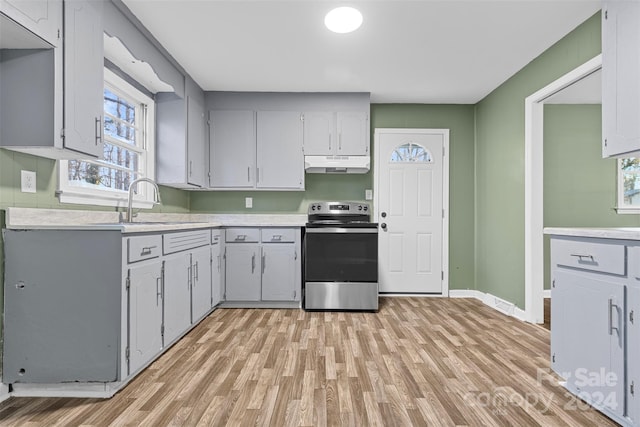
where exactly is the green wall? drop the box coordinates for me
[191,104,476,290]
[543,104,640,289]
[474,12,602,308]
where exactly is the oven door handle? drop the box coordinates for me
[305,227,378,234]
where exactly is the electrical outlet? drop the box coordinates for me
[365,189,373,200]
[245,197,253,208]
[21,170,36,193]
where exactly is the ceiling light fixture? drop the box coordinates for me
[324,6,363,34]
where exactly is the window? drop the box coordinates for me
[58,69,156,208]
[390,142,432,163]
[617,158,640,213]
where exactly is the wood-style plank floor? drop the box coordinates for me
[0,297,617,426]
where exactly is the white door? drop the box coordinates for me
[376,129,447,294]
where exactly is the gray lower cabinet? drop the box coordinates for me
[211,230,223,306]
[225,243,262,301]
[550,235,638,425]
[261,243,298,301]
[127,259,164,375]
[224,227,301,304]
[162,252,191,346]
[191,245,213,322]
[2,226,218,396]
[3,229,123,384]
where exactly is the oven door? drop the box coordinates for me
[304,227,378,283]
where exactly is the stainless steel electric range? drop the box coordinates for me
[303,201,379,311]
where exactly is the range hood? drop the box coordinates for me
[304,155,370,174]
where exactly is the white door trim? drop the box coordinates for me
[524,54,602,323]
[373,128,450,296]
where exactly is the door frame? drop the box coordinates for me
[524,54,602,323]
[373,128,450,296]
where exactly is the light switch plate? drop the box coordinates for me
[365,189,373,200]
[21,170,36,193]
[245,197,253,208]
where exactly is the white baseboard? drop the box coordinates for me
[450,289,526,321]
[0,384,10,403]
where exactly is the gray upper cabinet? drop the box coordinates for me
[209,109,256,188]
[256,111,304,190]
[0,0,103,159]
[1,0,62,47]
[303,111,369,156]
[208,109,305,190]
[602,0,640,157]
[62,0,103,158]
[157,76,207,188]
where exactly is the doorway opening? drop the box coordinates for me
[524,54,602,324]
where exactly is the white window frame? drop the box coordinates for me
[58,68,156,208]
[616,158,640,214]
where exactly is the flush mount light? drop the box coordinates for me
[324,6,363,34]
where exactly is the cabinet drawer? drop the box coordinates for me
[128,235,163,263]
[163,230,210,254]
[212,229,222,245]
[226,228,259,243]
[261,228,296,243]
[552,238,626,275]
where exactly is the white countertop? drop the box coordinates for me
[544,227,640,240]
[4,208,307,233]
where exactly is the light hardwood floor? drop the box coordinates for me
[0,297,617,426]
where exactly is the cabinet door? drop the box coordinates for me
[162,253,191,345]
[209,110,256,188]
[211,239,223,307]
[303,111,334,155]
[128,261,163,375]
[256,111,304,189]
[63,0,103,158]
[602,0,640,157]
[225,244,261,301]
[187,90,206,187]
[261,244,298,301]
[191,246,213,322]
[337,111,369,155]
[628,285,640,424]
[1,0,62,47]
[552,270,625,418]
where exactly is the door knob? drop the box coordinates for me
[381,223,387,231]
[381,212,387,218]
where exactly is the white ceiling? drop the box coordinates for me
[122,0,601,104]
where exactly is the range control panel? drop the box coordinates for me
[308,201,370,214]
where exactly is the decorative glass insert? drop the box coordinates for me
[390,142,432,163]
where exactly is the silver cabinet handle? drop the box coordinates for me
[339,133,342,150]
[257,167,260,183]
[609,298,620,336]
[235,235,247,241]
[189,160,193,177]
[251,253,256,273]
[95,117,102,145]
[187,265,192,289]
[272,235,282,241]
[141,245,157,256]
[194,261,199,281]
[247,167,251,182]
[571,254,594,262]
[156,276,162,305]
[262,252,266,274]
[329,133,332,150]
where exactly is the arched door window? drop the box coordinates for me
[390,142,433,163]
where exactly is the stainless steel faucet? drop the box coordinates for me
[126,177,162,222]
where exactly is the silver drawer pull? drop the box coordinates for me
[609,298,619,336]
[141,245,157,256]
[236,235,247,241]
[570,254,594,262]
[272,235,282,241]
